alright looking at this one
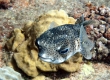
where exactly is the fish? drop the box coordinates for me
[35,16,95,64]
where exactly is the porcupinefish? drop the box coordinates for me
[35,16,94,64]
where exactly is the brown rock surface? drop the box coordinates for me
[104,28,110,40]
[0,0,10,3]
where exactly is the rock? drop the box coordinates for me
[97,36,108,44]
[99,25,105,33]
[73,13,82,19]
[6,10,82,77]
[93,28,102,39]
[92,50,97,59]
[0,0,10,3]
[93,20,100,28]
[0,52,4,67]
[106,11,110,17]
[13,0,30,8]
[0,0,11,9]
[38,0,55,5]
[85,2,96,11]
[96,15,105,20]
[104,28,110,40]
[108,28,110,32]
[0,43,2,52]
[80,63,94,77]
[84,3,110,62]
[86,25,93,34]
[0,66,24,80]
[98,6,107,16]
[105,17,110,24]
[94,28,99,34]
[97,41,109,57]
[107,40,110,43]
[99,20,106,24]
[100,8,106,16]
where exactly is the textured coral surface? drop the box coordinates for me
[6,10,82,78]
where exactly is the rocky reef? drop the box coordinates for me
[83,3,110,62]
[0,66,24,80]
[6,10,82,78]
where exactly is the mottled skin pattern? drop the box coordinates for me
[36,24,82,63]
[35,17,94,64]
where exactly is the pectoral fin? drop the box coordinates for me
[75,15,95,26]
[80,25,94,59]
[80,25,94,50]
[81,47,92,59]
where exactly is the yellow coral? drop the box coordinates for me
[6,10,82,78]
[14,40,38,77]
[30,9,76,38]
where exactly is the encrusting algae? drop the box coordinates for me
[6,10,82,78]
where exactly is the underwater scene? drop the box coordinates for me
[0,0,110,80]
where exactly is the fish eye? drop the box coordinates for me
[59,48,69,54]
[35,39,39,46]
[35,40,42,50]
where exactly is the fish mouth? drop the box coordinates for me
[39,55,53,63]
[39,55,64,64]
[38,52,55,63]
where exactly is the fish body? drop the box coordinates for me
[35,16,94,64]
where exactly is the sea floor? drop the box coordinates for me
[0,0,110,80]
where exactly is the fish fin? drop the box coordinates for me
[83,20,96,26]
[80,25,94,50]
[80,25,94,59]
[48,21,58,29]
[75,15,84,24]
[75,15,95,26]
[81,48,92,59]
